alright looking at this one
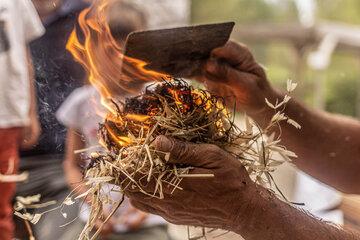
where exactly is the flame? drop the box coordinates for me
[66,1,231,149]
[105,124,132,146]
[66,0,170,148]
[125,114,151,122]
[168,89,183,105]
[106,113,124,125]
[66,0,168,112]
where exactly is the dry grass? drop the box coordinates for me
[70,79,300,239]
[13,79,300,240]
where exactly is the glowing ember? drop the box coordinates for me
[98,80,231,152]
[124,114,151,122]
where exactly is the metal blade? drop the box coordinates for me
[124,22,235,78]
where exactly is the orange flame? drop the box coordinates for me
[124,114,151,122]
[66,0,168,111]
[67,0,170,147]
[105,124,132,146]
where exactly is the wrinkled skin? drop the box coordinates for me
[126,136,255,230]
[199,41,279,117]
[125,41,272,230]
[123,41,360,240]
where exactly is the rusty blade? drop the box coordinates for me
[124,22,235,78]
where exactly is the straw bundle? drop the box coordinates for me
[76,78,299,239]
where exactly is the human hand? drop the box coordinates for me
[21,113,41,149]
[198,41,281,117]
[125,135,256,231]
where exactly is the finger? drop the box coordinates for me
[203,61,255,102]
[130,199,162,215]
[212,41,253,66]
[123,173,188,200]
[125,182,169,201]
[153,136,221,168]
[130,198,182,220]
[179,167,215,190]
[123,169,178,196]
[156,168,213,199]
[211,41,258,71]
[204,59,255,85]
[118,168,157,193]
[211,41,266,77]
[124,170,200,200]
[130,199,199,226]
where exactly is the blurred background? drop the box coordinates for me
[193,0,360,116]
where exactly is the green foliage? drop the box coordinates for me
[191,0,275,24]
[326,76,358,116]
[318,0,360,24]
[192,0,360,117]
[324,53,360,116]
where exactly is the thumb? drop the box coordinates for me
[153,136,216,168]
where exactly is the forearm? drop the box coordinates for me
[64,129,88,194]
[27,48,37,116]
[63,160,85,190]
[231,185,359,240]
[251,90,360,193]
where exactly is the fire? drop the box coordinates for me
[125,114,151,122]
[66,0,171,147]
[168,88,192,112]
[105,124,132,146]
[66,0,168,111]
[66,1,232,149]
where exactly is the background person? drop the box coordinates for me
[124,41,360,240]
[14,0,89,239]
[0,0,44,239]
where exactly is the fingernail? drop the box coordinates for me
[154,135,172,151]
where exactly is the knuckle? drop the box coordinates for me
[176,141,193,160]
[175,143,186,157]
[237,42,251,54]
[227,40,239,50]
[202,144,225,161]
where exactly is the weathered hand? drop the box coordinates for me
[199,41,281,117]
[125,135,256,231]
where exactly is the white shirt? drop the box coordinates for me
[56,85,166,232]
[129,0,190,29]
[0,0,44,128]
